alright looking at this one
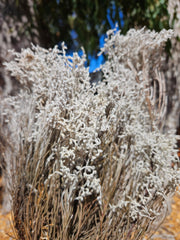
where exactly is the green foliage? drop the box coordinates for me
[11,0,172,55]
[120,0,170,32]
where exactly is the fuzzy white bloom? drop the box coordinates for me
[1,27,179,235]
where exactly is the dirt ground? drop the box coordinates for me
[153,192,180,240]
[0,177,15,240]
[0,178,180,240]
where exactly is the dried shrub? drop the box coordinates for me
[0,28,180,240]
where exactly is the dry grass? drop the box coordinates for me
[1,185,180,240]
[1,28,179,240]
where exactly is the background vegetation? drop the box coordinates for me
[0,0,173,63]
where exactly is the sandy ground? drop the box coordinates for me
[153,193,180,240]
[0,177,15,240]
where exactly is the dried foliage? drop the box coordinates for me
[0,28,180,240]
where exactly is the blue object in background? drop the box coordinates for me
[63,6,124,72]
[86,6,124,72]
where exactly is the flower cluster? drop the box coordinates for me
[1,28,179,239]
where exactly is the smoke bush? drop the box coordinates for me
[0,28,180,239]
